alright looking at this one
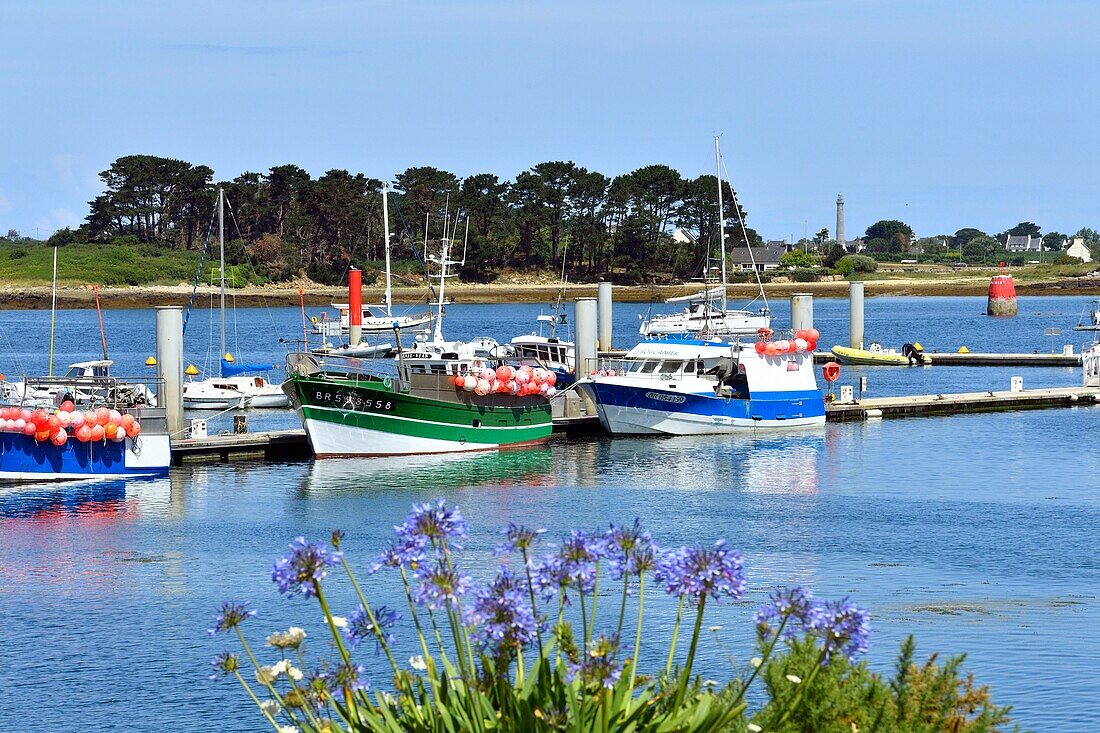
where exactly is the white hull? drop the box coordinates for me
[183,379,290,410]
[302,415,500,458]
[640,312,770,337]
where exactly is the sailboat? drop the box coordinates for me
[1073,299,1100,331]
[639,137,771,337]
[508,246,576,386]
[181,188,289,410]
[312,183,432,343]
[282,212,553,457]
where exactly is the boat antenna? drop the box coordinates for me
[714,135,728,313]
[93,284,108,360]
[382,182,393,317]
[218,186,227,376]
[48,242,58,376]
[719,144,769,314]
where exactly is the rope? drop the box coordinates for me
[183,204,218,335]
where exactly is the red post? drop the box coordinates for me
[349,268,363,327]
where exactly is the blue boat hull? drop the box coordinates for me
[0,434,170,482]
[577,380,826,435]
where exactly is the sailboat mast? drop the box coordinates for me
[48,244,58,377]
[715,136,728,313]
[218,187,226,374]
[382,182,393,317]
[433,224,448,343]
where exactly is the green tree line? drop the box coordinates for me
[56,154,764,285]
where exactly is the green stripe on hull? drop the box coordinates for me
[290,376,552,447]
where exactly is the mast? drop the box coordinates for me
[218,187,226,375]
[433,222,449,343]
[382,182,393,317]
[48,244,58,376]
[715,136,728,313]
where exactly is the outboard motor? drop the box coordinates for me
[901,343,926,366]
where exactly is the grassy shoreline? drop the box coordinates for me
[1,273,1099,309]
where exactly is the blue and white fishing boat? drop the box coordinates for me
[573,335,825,435]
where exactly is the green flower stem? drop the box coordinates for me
[579,592,589,649]
[233,670,282,732]
[315,583,353,666]
[340,556,400,678]
[555,593,566,669]
[615,574,630,642]
[520,547,545,659]
[665,595,686,678]
[516,647,525,688]
[588,560,601,648]
[731,612,792,708]
[233,627,305,730]
[628,572,646,691]
[771,646,829,729]
[673,595,706,709]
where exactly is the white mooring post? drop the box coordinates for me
[155,306,184,436]
[597,282,613,352]
[575,297,597,376]
[790,292,814,332]
[849,281,865,349]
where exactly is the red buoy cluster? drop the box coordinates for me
[0,402,142,447]
[450,364,557,397]
[754,328,819,356]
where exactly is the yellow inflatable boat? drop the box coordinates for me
[830,343,931,366]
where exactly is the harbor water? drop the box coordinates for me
[1,295,1098,731]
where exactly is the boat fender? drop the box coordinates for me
[382,376,393,390]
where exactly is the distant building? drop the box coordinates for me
[671,228,697,244]
[1065,237,1093,263]
[843,237,866,252]
[728,243,785,272]
[765,239,793,253]
[1004,234,1042,252]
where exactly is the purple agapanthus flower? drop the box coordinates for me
[604,519,656,579]
[209,650,240,680]
[814,598,871,663]
[533,530,606,599]
[413,564,472,609]
[397,499,468,544]
[755,588,871,664]
[344,605,400,654]
[370,535,428,574]
[466,567,538,656]
[494,522,546,556]
[565,634,622,690]
[271,537,342,598]
[655,540,746,602]
[332,661,371,693]
[755,586,816,641]
[208,601,256,636]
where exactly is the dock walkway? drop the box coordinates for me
[825,386,1100,422]
[812,351,1080,366]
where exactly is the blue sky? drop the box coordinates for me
[2,0,1098,241]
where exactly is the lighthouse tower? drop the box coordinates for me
[836,194,845,249]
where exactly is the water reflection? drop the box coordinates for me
[0,480,129,519]
[299,447,556,496]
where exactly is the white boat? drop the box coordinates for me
[2,361,159,409]
[313,182,433,338]
[509,284,576,384]
[1073,299,1100,331]
[639,137,771,338]
[181,188,289,410]
[574,334,825,435]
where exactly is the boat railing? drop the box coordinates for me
[288,351,400,384]
[16,375,163,409]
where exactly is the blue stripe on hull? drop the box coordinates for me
[587,382,825,422]
[0,434,168,480]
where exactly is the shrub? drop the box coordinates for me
[835,255,878,276]
[207,499,1021,733]
[9,249,26,260]
[780,250,816,269]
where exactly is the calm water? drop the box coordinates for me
[1,295,1098,731]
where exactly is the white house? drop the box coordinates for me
[728,244,786,272]
[1004,234,1042,252]
[1065,237,1093,263]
